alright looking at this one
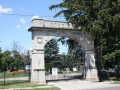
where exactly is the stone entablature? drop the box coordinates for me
[31,19,81,29]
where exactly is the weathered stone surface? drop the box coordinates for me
[28,19,98,83]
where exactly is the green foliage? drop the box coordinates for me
[11,50,24,71]
[1,50,13,72]
[57,37,83,69]
[0,50,25,72]
[22,50,31,65]
[44,38,60,70]
[102,33,120,69]
[66,43,83,68]
[0,48,2,71]
[50,0,120,80]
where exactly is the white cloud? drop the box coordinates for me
[31,15,39,20]
[20,18,26,24]
[0,5,12,13]
[16,25,21,29]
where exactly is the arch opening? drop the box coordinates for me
[44,37,85,81]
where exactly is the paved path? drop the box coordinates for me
[48,80,120,90]
[0,74,120,90]
[0,73,81,81]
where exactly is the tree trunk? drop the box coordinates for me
[95,33,102,81]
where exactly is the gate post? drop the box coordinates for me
[30,49,46,84]
[84,50,98,80]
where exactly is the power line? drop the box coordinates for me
[0,13,55,17]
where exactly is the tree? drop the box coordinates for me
[11,50,24,70]
[0,48,2,72]
[49,0,120,81]
[44,38,60,72]
[1,50,13,72]
[58,37,83,69]
[11,41,23,53]
[102,36,120,69]
[21,50,31,65]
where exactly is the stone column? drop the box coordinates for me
[84,50,98,80]
[30,49,46,84]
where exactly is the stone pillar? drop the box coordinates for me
[84,50,98,80]
[30,49,46,84]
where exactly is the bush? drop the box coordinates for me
[18,70,24,73]
[10,72,15,75]
[101,70,109,79]
[10,70,24,75]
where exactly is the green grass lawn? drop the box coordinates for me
[20,87,60,90]
[112,81,120,84]
[0,80,60,90]
[0,80,38,89]
[0,72,28,79]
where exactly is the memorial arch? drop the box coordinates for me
[28,19,98,84]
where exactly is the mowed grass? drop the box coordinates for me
[0,80,43,89]
[0,80,60,90]
[0,72,28,79]
[112,81,120,84]
[20,87,61,90]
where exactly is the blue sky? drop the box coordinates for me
[0,0,68,53]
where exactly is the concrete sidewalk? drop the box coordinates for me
[0,76,120,90]
[47,80,120,90]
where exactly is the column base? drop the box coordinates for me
[84,68,98,81]
[30,69,46,84]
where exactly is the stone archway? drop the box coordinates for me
[28,19,98,84]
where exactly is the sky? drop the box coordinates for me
[0,0,68,54]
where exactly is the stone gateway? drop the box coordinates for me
[28,19,98,84]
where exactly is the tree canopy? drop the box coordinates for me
[49,0,120,81]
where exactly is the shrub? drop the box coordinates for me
[18,70,24,73]
[10,71,15,75]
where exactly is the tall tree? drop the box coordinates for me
[44,38,60,72]
[49,0,120,81]
[58,37,83,69]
